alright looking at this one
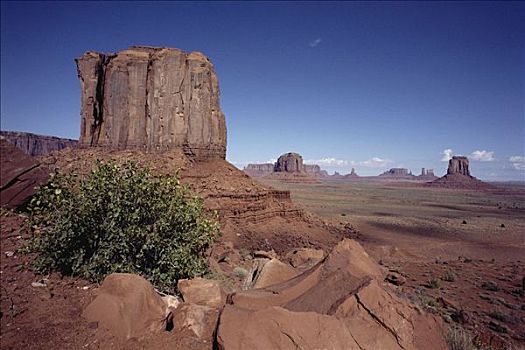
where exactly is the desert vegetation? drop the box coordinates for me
[25,160,220,293]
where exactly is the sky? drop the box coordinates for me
[1,1,524,180]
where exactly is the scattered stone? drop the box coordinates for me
[285,248,324,268]
[83,273,166,340]
[5,251,14,257]
[169,303,220,341]
[177,277,225,308]
[251,258,298,289]
[31,281,47,288]
[253,250,277,260]
[385,273,407,286]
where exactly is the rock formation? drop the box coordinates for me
[274,152,304,173]
[76,46,227,160]
[304,164,328,178]
[417,167,437,181]
[447,156,470,176]
[0,140,49,209]
[379,168,413,178]
[243,163,274,177]
[1,131,78,156]
[430,156,492,189]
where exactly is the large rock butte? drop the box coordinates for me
[430,156,492,189]
[76,46,227,160]
[447,156,470,176]
[274,152,304,173]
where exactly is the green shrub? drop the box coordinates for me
[26,160,219,294]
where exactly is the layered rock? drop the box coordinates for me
[379,168,414,178]
[274,152,304,173]
[0,140,49,209]
[217,239,447,350]
[1,131,78,156]
[76,46,226,160]
[243,163,274,177]
[304,164,328,178]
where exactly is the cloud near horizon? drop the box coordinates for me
[309,38,322,47]
[470,150,495,162]
[304,158,349,167]
[509,155,525,170]
[359,157,393,168]
[441,149,454,162]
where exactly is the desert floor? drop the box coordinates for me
[259,178,525,346]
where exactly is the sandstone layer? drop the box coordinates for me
[243,163,274,177]
[0,140,49,209]
[1,131,78,156]
[76,46,226,160]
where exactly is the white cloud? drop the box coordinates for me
[470,150,495,162]
[304,158,349,167]
[509,155,525,170]
[441,149,454,162]
[360,157,393,168]
[309,38,322,47]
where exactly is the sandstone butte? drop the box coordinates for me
[430,156,492,189]
[0,46,450,350]
[76,46,226,161]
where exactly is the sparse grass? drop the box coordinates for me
[488,310,507,322]
[233,266,249,279]
[481,281,500,291]
[443,269,457,282]
[427,277,440,289]
[446,327,477,350]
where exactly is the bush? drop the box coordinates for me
[26,160,219,294]
[443,269,457,282]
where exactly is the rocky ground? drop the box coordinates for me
[261,178,525,349]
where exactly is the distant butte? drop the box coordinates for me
[429,156,492,189]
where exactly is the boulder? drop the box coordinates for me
[274,152,304,173]
[83,273,167,340]
[219,239,447,350]
[0,131,78,156]
[216,305,361,350]
[177,277,226,308]
[0,139,49,209]
[169,303,220,342]
[252,258,298,289]
[76,46,227,161]
[285,248,324,268]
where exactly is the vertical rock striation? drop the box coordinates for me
[76,46,227,160]
[274,152,304,173]
[447,156,470,176]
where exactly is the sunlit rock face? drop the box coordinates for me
[76,46,227,161]
[447,156,470,176]
[274,152,305,173]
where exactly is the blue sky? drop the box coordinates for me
[1,1,524,180]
